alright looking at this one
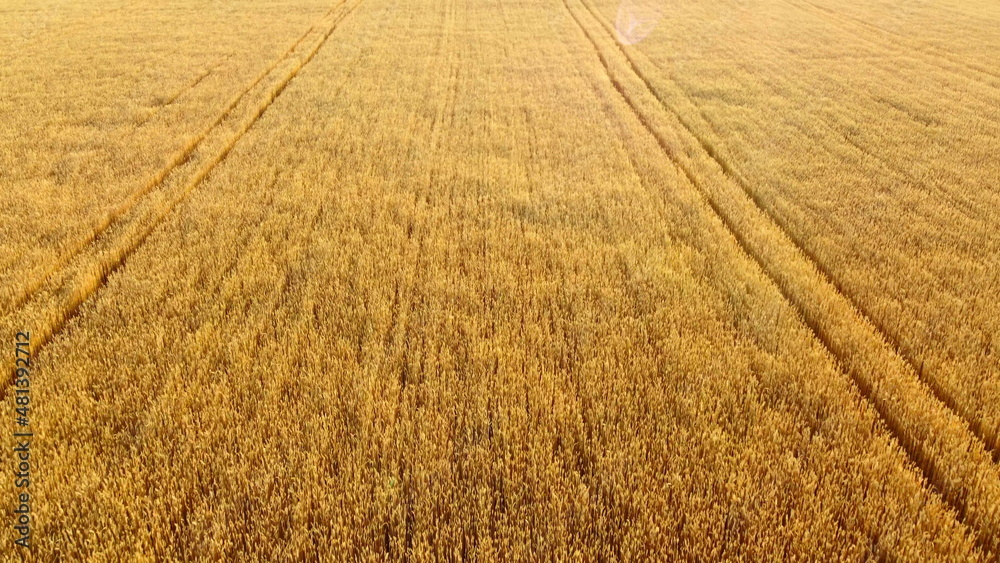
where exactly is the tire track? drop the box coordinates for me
[171,10,387,342]
[1,3,344,318]
[577,0,1000,460]
[560,0,1000,553]
[1,0,365,396]
[132,54,235,131]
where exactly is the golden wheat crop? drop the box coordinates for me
[2,0,998,560]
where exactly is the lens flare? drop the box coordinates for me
[614,0,662,45]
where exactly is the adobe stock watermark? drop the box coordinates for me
[12,332,32,549]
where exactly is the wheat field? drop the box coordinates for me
[1,0,998,560]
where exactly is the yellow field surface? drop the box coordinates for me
[1,0,998,560]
